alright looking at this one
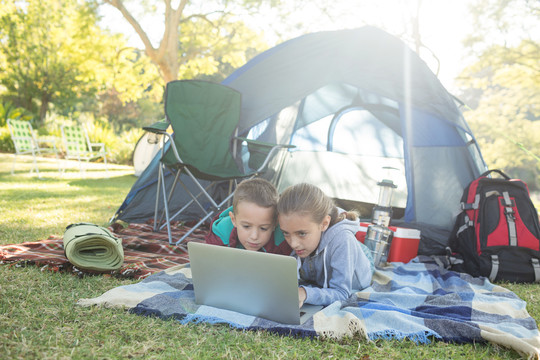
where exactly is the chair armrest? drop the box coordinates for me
[143,119,169,134]
[235,137,295,150]
[89,143,106,153]
[35,136,59,151]
[235,137,295,172]
[36,135,58,145]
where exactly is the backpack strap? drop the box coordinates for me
[489,255,500,282]
[502,191,518,246]
[456,214,474,236]
[480,169,511,180]
[461,194,481,211]
[532,258,540,283]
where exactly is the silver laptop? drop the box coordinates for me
[187,242,323,325]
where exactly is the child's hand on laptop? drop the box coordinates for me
[298,287,307,307]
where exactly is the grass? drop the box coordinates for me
[0,153,538,359]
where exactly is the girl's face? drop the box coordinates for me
[278,212,330,258]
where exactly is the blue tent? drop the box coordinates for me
[112,26,486,254]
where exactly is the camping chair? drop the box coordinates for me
[7,118,61,178]
[61,125,108,176]
[144,80,293,246]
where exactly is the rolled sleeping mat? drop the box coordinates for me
[63,223,124,271]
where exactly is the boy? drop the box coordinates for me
[205,178,292,255]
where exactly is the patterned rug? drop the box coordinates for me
[0,222,206,279]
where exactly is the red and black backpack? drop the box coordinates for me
[448,169,540,283]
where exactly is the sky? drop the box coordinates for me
[99,1,474,93]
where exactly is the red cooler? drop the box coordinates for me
[387,227,421,263]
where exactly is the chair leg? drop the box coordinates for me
[158,163,173,245]
[156,168,183,228]
[11,154,17,175]
[153,163,164,232]
[175,209,216,245]
[183,167,220,210]
[103,153,109,178]
[158,179,210,231]
[31,150,41,178]
[52,144,62,176]
[174,188,237,245]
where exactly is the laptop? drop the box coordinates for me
[187,242,323,325]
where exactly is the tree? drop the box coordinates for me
[0,0,158,126]
[457,0,540,186]
[100,0,272,83]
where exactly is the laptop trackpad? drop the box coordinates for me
[299,304,324,324]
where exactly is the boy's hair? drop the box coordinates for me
[232,178,278,215]
[277,183,358,226]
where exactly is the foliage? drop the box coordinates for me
[0,0,159,127]
[1,0,272,133]
[85,120,144,165]
[177,16,268,82]
[0,0,98,124]
[43,114,144,165]
[0,101,33,127]
[101,0,271,83]
[457,0,540,187]
[0,126,14,153]
[0,114,144,165]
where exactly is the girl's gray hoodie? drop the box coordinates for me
[296,218,375,306]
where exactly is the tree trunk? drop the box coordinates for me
[39,95,49,126]
[104,0,186,84]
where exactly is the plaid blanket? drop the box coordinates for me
[78,256,540,358]
[0,222,205,279]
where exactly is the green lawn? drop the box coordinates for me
[0,153,538,359]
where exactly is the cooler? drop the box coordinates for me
[355,224,420,263]
[387,227,421,263]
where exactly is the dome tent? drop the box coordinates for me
[112,26,486,255]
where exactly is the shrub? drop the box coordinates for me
[0,126,15,153]
[86,121,143,165]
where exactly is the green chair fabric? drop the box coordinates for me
[61,125,108,175]
[146,80,293,245]
[7,118,60,178]
[162,80,244,179]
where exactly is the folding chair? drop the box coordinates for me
[61,125,108,176]
[144,80,293,245]
[7,118,60,178]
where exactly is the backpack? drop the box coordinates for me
[448,169,540,283]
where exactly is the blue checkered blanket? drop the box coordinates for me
[78,257,540,358]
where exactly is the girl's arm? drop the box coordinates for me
[303,236,360,305]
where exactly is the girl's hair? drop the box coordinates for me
[277,183,358,226]
[233,178,278,214]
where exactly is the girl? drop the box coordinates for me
[278,183,374,306]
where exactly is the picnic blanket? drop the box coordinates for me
[78,256,540,358]
[0,222,205,279]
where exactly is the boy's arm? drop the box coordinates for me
[204,211,228,246]
[204,227,226,246]
[205,207,239,248]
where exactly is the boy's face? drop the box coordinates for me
[278,213,330,258]
[230,201,275,251]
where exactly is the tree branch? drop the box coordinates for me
[103,0,157,58]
